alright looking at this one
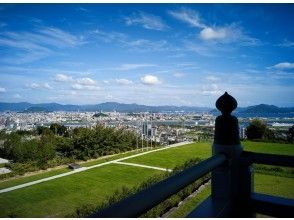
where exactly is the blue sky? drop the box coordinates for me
[0,4,293,107]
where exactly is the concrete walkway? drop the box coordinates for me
[0,141,192,194]
[114,161,173,172]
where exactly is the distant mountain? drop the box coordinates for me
[0,102,211,113]
[211,104,294,117]
[240,104,282,114]
[1,102,293,116]
[22,106,50,113]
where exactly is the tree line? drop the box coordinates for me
[0,124,148,178]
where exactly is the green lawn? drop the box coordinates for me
[0,164,161,217]
[0,168,70,190]
[242,141,294,155]
[123,141,294,169]
[0,141,293,217]
[123,142,212,169]
[0,148,151,190]
[255,173,294,199]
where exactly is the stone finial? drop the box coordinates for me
[214,92,240,145]
[216,92,237,115]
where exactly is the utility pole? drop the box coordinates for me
[150,117,152,149]
[141,134,144,152]
[146,135,148,151]
[136,131,138,152]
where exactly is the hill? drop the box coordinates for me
[211,104,294,117]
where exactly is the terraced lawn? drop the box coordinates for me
[123,142,212,169]
[0,164,162,217]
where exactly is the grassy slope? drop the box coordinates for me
[0,164,161,217]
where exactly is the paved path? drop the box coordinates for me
[0,141,192,194]
[114,161,173,172]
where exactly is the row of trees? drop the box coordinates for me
[0,124,143,176]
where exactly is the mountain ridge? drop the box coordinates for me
[0,102,294,116]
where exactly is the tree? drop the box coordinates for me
[245,119,267,140]
[50,123,67,136]
[36,126,53,136]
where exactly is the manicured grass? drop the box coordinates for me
[0,141,293,217]
[242,141,294,156]
[123,142,212,169]
[169,185,211,218]
[0,168,69,190]
[0,164,162,217]
[124,141,294,169]
[80,148,152,167]
[0,148,152,190]
[254,173,294,199]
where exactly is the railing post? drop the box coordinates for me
[238,155,254,217]
[211,92,243,216]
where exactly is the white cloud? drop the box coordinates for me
[55,74,97,87]
[54,73,73,82]
[71,83,100,91]
[201,84,223,96]
[168,8,206,28]
[116,63,156,71]
[38,27,84,47]
[206,76,220,81]
[124,39,171,52]
[92,29,127,43]
[76,77,96,85]
[168,8,258,46]
[200,27,227,40]
[199,25,259,45]
[116,78,133,85]
[173,72,185,78]
[0,26,84,64]
[141,75,161,85]
[270,62,294,70]
[26,82,52,90]
[125,11,168,31]
[0,87,6,93]
[278,39,294,48]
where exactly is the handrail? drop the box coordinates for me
[252,192,294,217]
[242,151,294,167]
[89,154,227,218]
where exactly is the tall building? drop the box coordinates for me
[142,122,152,137]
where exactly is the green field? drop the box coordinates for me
[0,164,162,217]
[0,148,150,190]
[124,142,211,168]
[0,141,293,217]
